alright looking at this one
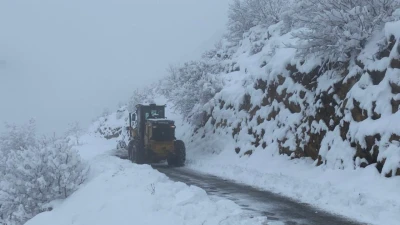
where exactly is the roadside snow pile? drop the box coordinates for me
[25,148,266,225]
[186,148,400,225]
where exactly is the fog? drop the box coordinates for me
[0,0,230,134]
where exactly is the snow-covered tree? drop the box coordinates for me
[127,87,155,113]
[65,122,83,145]
[291,0,400,62]
[0,121,88,225]
[227,0,290,42]
[160,61,223,124]
[0,119,36,152]
[227,0,255,43]
[0,138,88,225]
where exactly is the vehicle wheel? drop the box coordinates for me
[134,140,145,165]
[128,140,135,162]
[168,140,186,167]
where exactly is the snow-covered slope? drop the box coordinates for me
[191,21,400,175]
[24,135,265,225]
[179,20,400,225]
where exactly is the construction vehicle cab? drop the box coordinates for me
[127,104,186,167]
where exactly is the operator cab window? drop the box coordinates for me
[145,108,164,119]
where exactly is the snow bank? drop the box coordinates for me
[186,149,400,225]
[25,139,265,225]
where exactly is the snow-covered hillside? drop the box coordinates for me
[191,19,400,175]
[178,19,400,225]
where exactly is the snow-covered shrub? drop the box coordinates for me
[65,122,83,146]
[127,87,155,112]
[227,0,255,43]
[227,0,289,43]
[0,119,37,185]
[0,119,36,154]
[160,61,224,124]
[291,0,400,62]
[246,0,289,25]
[0,122,88,225]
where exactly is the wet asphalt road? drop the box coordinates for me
[114,149,366,225]
[153,165,367,225]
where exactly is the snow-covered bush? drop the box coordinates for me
[291,0,400,62]
[227,0,255,43]
[0,122,88,225]
[127,87,155,112]
[65,122,83,146]
[0,119,36,154]
[160,61,223,124]
[227,0,289,43]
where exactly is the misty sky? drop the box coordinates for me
[0,0,230,134]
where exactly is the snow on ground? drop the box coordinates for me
[24,134,266,225]
[185,146,400,225]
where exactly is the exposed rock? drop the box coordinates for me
[219,99,225,109]
[334,74,361,100]
[257,116,265,125]
[340,121,350,141]
[391,98,400,114]
[211,117,216,126]
[260,61,267,68]
[354,134,381,165]
[244,150,253,156]
[376,35,396,59]
[390,81,400,94]
[277,75,285,85]
[390,58,400,69]
[355,59,365,69]
[235,147,241,154]
[304,130,326,160]
[299,90,306,99]
[267,108,280,121]
[254,79,268,92]
[261,96,270,106]
[288,65,320,91]
[232,123,241,138]
[351,99,368,122]
[262,142,267,149]
[371,101,382,120]
[240,94,252,112]
[249,106,260,120]
[389,133,400,142]
[103,128,122,140]
[367,69,386,85]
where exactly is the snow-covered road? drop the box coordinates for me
[24,136,267,225]
[153,165,364,225]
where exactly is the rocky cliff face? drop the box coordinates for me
[192,21,400,176]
